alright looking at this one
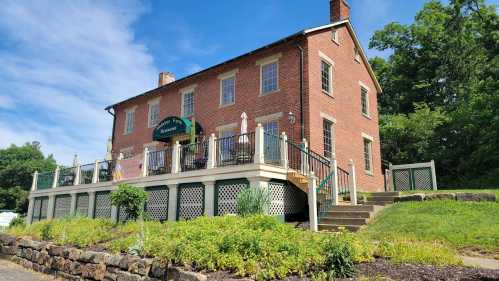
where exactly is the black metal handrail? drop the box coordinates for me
[79,163,94,185]
[98,160,115,182]
[148,147,173,176]
[337,166,350,196]
[180,141,208,172]
[58,167,76,187]
[37,172,54,190]
[263,132,281,165]
[216,132,255,167]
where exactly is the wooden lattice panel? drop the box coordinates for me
[54,194,71,218]
[216,180,248,216]
[177,183,204,220]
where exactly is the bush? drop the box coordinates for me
[322,236,356,278]
[236,188,271,216]
[111,184,148,220]
[8,216,25,228]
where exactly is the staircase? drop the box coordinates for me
[287,171,308,192]
[318,191,400,232]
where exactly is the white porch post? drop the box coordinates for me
[331,154,339,205]
[254,124,265,164]
[31,171,38,191]
[168,184,178,221]
[203,181,215,216]
[69,192,77,216]
[74,164,81,186]
[142,147,149,177]
[280,132,288,169]
[171,141,181,174]
[307,172,318,232]
[92,160,100,184]
[431,160,438,190]
[348,159,358,205]
[87,191,96,218]
[301,139,309,175]
[52,166,60,188]
[111,205,118,222]
[47,195,55,220]
[26,197,34,224]
[207,134,217,169]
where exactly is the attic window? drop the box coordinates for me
[331,29,339,44]
[354,47,361,62]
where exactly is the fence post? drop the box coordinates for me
[87,191,96,218]
[307,171,318,232]
[142,147,149,177]
[92,160,100,184]
[301,139,309,175]
[348,159,358,205]
[203,181,215,216]
[167,184,178,221]
[31,171,38,191]
[74,164,81,186]
[254,124,265,164]
[70,192,77,216]
[207,134,216,169]
[280,132,288,169]
[171,141,181,174]
[430,160,438,190]
[26,197,34,224]
[47,195,55,219]
[332,154,339,205]
[52,166,60,188]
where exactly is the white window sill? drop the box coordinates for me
[331,39,340,46]
[219,102,235,109]
[355,58,361,64]
[323,90,334,98]
[259,89,280,97]
[123,131,133,136]
[364,170,374,177]
[362,113,372,120]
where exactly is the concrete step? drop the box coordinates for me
[318,224,362,232]
[328,205,375,212]
[320,217,368,226]
[366,191,400,197]
[320,211,372,219]
[363,201,393,206]
[366,195,397,201]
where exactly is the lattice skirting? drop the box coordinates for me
[54,194,71,218]
[268,181,307,216]
[413,168,433,190]
[216,179,249,216]
[393,170,411,191]
[94,191,111,218]
[145,186,169,221]
[177,183,204,220]
[75,193,89,217]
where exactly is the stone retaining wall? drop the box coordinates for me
[0,234,206,281]
[394,192,497,203]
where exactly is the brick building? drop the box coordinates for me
[106,0,383,191]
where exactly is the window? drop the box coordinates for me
[220,76,235,106]
[363,138,373,173]
[331,29,339,43]
[120,147,134,159]
[354,47,361,62]
[124,110,135,134]
[323,119,334,159]
[219,130,235,162]
[361,87,369,117]
[261,61,278,94]
[182,91,194,117]
[148,101,160,127]
[321,60,332,94]
[262,120,279,163]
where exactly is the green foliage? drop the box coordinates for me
[0,142,56,213]
[360,200,499,256]
[322,236,356,278]
[236,188,271,216]
[110,184,148,221]
[8,216,25,229]
[370,0,499,187]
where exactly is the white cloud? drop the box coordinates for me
[185,64,203,75]
[0,0,157,165]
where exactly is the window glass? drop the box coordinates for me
[321,61,332,94]
[149,103,160,127]
[221,76,235,105]
[262,121,279,163]
[361,87,369,116]
[182,91,194,117]
[323,119,333,158]
[363,138,373,172]
[261,62,278,94]
[125,111,134,134]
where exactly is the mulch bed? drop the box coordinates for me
[206,259,499,280]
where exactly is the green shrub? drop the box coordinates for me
[236,188,271,216]
[111,184,148,220]
[8,216,25,228]
[322,235,356,278]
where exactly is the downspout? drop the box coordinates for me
[296,44,305,140]
[106,107,116,153]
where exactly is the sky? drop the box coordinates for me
[0,0,497,166]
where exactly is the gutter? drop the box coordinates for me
[296,44,305,140]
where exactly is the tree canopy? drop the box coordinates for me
[0,142,56,212]
[370,0,499,187]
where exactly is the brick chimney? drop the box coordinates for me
[330,0,350,22]
[158,72,175,87]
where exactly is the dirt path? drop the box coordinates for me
[0,258,56,281]
[460,255,499,270]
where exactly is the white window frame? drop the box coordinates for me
[331,28,340,45]
[124,106,137,135]
[359,81,371,118]
[180,85,196,117]
[147,98,161,128]
[218,69,238,107]
[362,133,374,175]
[320,112,336,158]
[256,53,281,96]
[319,51,334,96]
[323,119,335,159]
[354,47,361,63]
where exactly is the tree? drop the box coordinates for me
[111,184,148,221]
[369,0,499,187]
[0,142,56,213]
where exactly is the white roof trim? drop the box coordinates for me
[305,20,383,93]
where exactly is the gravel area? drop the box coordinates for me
[0,258,57,281]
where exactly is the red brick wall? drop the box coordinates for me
[113,38,307,156]
[305,26,384,191]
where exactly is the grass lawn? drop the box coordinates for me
[360,200,499,259]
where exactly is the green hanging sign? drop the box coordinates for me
[152,116,203,142]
